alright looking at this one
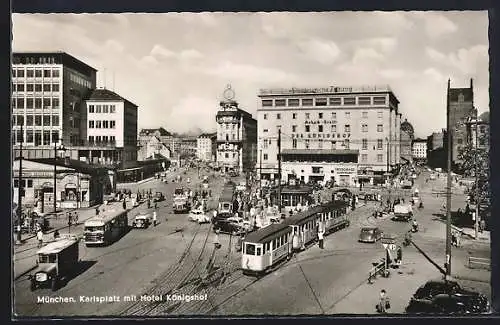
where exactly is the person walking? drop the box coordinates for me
[318,230,324,249]
[37,229,44,248]
[377,289,389,313]
[153,210,157,227]
[123,199,127,210]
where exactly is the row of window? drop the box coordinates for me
[13,114,60,126]
[13,179,34,188]
[12,97,60,109]
[261,96,387,108]
[263,124,384,134]
[264,111,385,120]
[12,68,60,78]
[13,130,59,146]
[218,152,238,159]
[12,83,60,93]
[261,152,385,163]
[262,138,387,149]
[88,136,116,144]
[89,104,117,114]
[70,73,92,89]
[89,120,116,129]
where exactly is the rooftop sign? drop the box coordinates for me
[259,85,393,96]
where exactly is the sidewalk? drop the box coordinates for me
[328,245,491,314]
[13,200,128,280]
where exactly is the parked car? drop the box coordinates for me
[188,209,210,224]
[132,214,152,229]
[406,293,490,314]
[154,192,165,202]
[213,219,246,235]
[226,216,252,231]
[358,226,383,243]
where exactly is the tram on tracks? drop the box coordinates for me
[217,181,236,215]
[241,200,349,276]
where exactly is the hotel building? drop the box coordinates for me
[412,139,428,161]
[216,86,257,173]
[257,85,402,186]
[12,51,97,158]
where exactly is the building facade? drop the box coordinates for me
[137,135,172,161]
[412,139,428,160]
[216,87,257,173]
[13,158,111,211]
[257,85,401,186]
[448,79,476,165]
[74,88,138,168]
[12,52,97,159]
[400,119,414,164]
[180,137,198,158]
[197,133,217,162]
[138,127,172,147]
[466,111,490,150]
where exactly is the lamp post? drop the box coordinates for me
[53,140,66,214]
[474,108,480,240]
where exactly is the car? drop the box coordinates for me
[188,209,210,224]
[226,216,253,231]
[406,293,489,314]
[132,214,152,228]
[358,226,383,243]
[154,192,165,202]
[213,219,246,235]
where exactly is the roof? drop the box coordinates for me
[13,51,97,73]
[85,209,126,225]
[244,223,290,243]
[401,119,414,135]
[86,88,138,107]
[17,158,108,175]
[281,149,359,155]
[449,88,473,102]
[139,127,172,136]
[37,238,78,255]
[198,132,217,138]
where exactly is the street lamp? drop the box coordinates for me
[53,140,66,213]
[474,108,480,240]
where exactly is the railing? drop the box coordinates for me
[368,258,388,284]
[468,256,491,270]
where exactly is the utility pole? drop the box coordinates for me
[445,79,452,278]
[259,148,263,197]
[474,108,480,239]
[54,141,58,214]
[277,128,282,213]
[16,125,23,244]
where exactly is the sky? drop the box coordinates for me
[12,11,489,138]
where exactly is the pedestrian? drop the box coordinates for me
[37,229,44,248]
[377,289,390,313]
[95,206,99,216]
[480,219,486,233]
[153,210,157,226]
[73,212,79,225]
[154,202,158,210]
[68,213,73,227]
[123,199,127,210]
[53,229,60,240]
[214,228,221,249]
[318,230,324,249]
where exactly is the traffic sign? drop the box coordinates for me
[382,243,388,249]
[389,244,397,250]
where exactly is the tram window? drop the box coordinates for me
[266,242,270,251]
[246,244,256,255]
[263,245,266,254]
[256,247,262,256]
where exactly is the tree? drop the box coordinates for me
[457,134,490,210]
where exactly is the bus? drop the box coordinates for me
[83,209,128,246]
[218,182,236,215]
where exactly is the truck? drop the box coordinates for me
[392,204,413,222]
[173,197,191,214]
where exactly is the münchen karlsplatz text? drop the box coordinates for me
[36,294,208,304]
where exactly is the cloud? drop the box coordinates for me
[352,48,385,64]
[177,12,218,26]
[424,67,446,83]
[372,11,414,30]
[150,44,175,58]
[425,45,488,74]
[352,37,398,53]
[203,61,298,84]
[296,38,341,65]
[179,49,204,60]
[150,44,204,61]
[168,97,219,133]
[378,69,406,79]
[416,12,458,38]
[105,39,124,53]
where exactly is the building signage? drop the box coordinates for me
[304,120,339,125]
[260,86,353,95]
[291,133,351,139]
[335,166,357,174]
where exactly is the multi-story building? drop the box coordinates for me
[138,127,172,147]
[426,129,447,169]
[12,51,97,159]
[466,111,490,150]
[400,119,414,164]
[412,138,427,160]
[197,133,217,162]
[257,85,401,186]
[180,137,198,158]
[75,88,138,168]
[137,135,171,161]
[448,79,476,165]
[216,87,257,173]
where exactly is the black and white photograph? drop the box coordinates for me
[11,11,491,317]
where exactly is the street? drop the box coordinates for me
[13,167,227,317]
